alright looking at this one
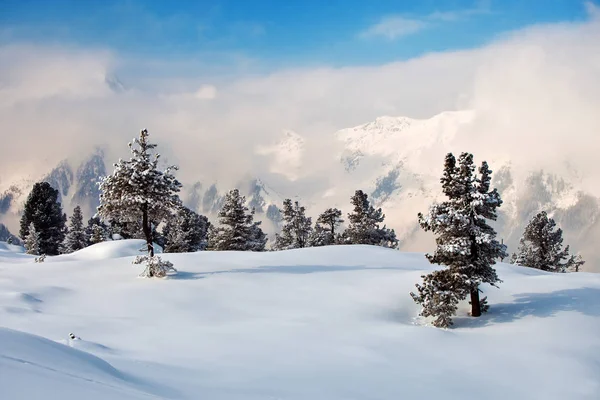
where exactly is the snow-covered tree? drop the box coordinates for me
[568,255,585,272]
[411,153,506,328]
[86,217,109,244]
[511,211,585,273]
[60,206,88,254]
[308,223,329,247]
[342,190,398,248]
[133,255,175,278]
[312,207,344,246]
[97,129,182,277]
[162,206,210,253]
[24,222,41,255]
[209,189,267,251]
[19,181,66,255]
[273,199,313,250]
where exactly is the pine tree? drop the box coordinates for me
[308,223,330,247]
[411,153,506,328]
[19,182,66,255]
[24,222,41,255]
[314,207,344,246]
[248,219,268,252]
[163,206,210,253]
[60,206,88,254]
[273,199,313,250]
[209,189,267,251]
[511,211,585,273]
[568,255,585,272]
[97,129,182,277]
[86,217,109,244]
[342,190,398,248]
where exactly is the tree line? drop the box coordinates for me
[16,130,398,275]
[13,129,586,324]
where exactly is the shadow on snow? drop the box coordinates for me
[456,287,600,328]
[170,265,400,280]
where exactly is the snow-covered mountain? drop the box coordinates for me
[182,176,285,234]
[0,148,106,227]
[1,110,598,270]
[328,111,599,269]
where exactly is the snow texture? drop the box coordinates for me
[0,239,599,399]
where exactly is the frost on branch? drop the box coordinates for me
[133,255,176,278]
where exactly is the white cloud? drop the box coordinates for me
[360,0,491,40]
[585,1,600,18]
[0,11,598,197]
[359,17,428,40]
[194,85,217,100]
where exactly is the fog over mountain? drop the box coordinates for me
[1,5,599,269]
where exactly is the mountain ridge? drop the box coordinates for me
[1,110,597,270]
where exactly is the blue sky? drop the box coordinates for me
[0,0,592,67]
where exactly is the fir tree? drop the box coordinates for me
[411,153,506,328]
[511,211,585,273]
[86,217,109,244]
[163,206,210,253]
[24,222,41,255]
[97,129,182,277]
[19,181,66,255]
[273,199,313,250]
[209,189,267,251]
[342,190,398,248]
[60,206,88,254]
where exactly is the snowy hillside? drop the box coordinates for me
[1,240,599,399]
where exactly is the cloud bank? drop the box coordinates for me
[0,7,599,199]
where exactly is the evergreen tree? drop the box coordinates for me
[163,206,210,253]
[248,219,268,252]
[342,190,398,248]
[24,222,41,255]
[86,217,109,244]
[313,207,344,246]
[511,211,585,273]
[97,129,182,277]
[19,181,66,255]
[411,153,506,328]
[209,189,267,251]
[273,199,313,250]
[60,206,88,254]
[308,223,330,247]
[568,255,585,272]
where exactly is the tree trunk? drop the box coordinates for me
[470,289,481,317]
[141,204,154,258]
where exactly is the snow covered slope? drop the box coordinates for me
[1,240,599,399]
[0,328,159,400]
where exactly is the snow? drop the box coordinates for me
[1,239,599,399]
